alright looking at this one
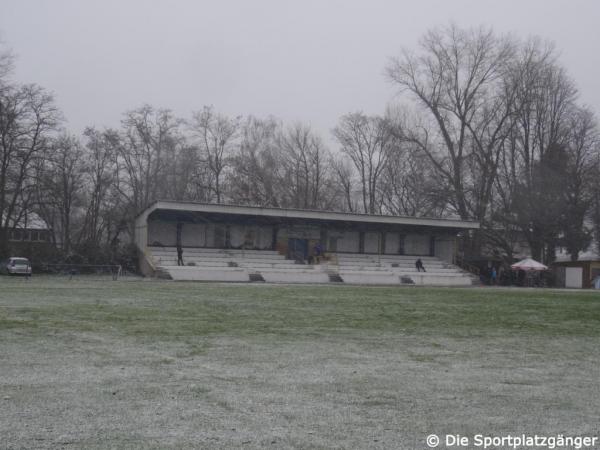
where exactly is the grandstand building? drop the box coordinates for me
[135,201,480,285]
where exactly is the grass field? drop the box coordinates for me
[1,278,600,449]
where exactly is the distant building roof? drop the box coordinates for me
[3,212,50,230]
[555,248,600,263]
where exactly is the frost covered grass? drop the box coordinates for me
[1,278,599,449]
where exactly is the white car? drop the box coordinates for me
[1,257,32,276]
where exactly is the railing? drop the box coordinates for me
[455,256,480,277]
[324,252,339,265]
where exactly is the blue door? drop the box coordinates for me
[288,238,308,261]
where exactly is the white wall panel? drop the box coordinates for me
[230,225,245,248]
[337,231,359,252]
[181,223,206,247]
[364,232,381,253]
[434,236,455,263]
[404,233,430,255]
[205,225,215,247]
[384,232,400,254]
[257,226,273,249]
[148,221,176,246]
[565,267,583,289]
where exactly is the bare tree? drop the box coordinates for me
[230,116,282,207]
[0,83,60,257]
[332,112,395,214]
[191,106,240,203]
[494,39,583,263]
[592,157,600,256]
[560,107,598,260]
[379,143,445,217]
[386,24,516,223]
[330,155,357,213]
[117,105,185,211]
[34,133,85,253]
[78,127,120,247]
[278,123,332,209]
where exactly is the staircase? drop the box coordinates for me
[249,272,265,282]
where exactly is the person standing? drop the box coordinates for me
[313,242,323,264]
[176,222,184,266]
[491,266,497,285]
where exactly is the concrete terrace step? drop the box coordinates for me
[338,271,473,286]
[408,274,474,286]
[239,263,312,270]
[158,266,250,282]
[150,251,285,260]
[339,269,465,276]
[337,260,453,269]
[335,254,439,260]
[338,266,463,275]
[156,265,472,285]
[337,260,451,266]
[148,249,473,285]
[336,258,446,265]
[258,270,330,284]
[158,260,231,268]
[153,256,288,264]
[149,247,281,255]
[336,258,446,264]
[338,272,398,285]
[337,263,451,269]
[158,265,329,283]
[158,260,306,270]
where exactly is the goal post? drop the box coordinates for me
[42,263,123,280]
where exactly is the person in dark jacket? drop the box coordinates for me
[176,222,184,266]
[177,244,184,266]
[313,242,323,264]
[415,258,426,272]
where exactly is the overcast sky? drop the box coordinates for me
[1,0,599,143]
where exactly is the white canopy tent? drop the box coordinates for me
[510,258,548,271]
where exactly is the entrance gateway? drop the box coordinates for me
[288,238,308,262]
[134,201,480,285]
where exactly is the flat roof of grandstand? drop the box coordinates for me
[139,200,480,230]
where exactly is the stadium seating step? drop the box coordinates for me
[328,272,344,283]
[154,267,173,280]
[249,273,265,282]
[147,247,474,286]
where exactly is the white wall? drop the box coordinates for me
[229,224,272,249]
[404,233,430,255]
[565,267,583,288]
[257,226,273,249]
[364,232,381,253]
[287,225,320,239]
[384,232,400,254]
[135,223,147,251]
[337,231,359,252]
[205,225,215,247]
[181,223,206,247]
[148,221,176,246]
[230,225,246,247]
[434,236,455,263]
